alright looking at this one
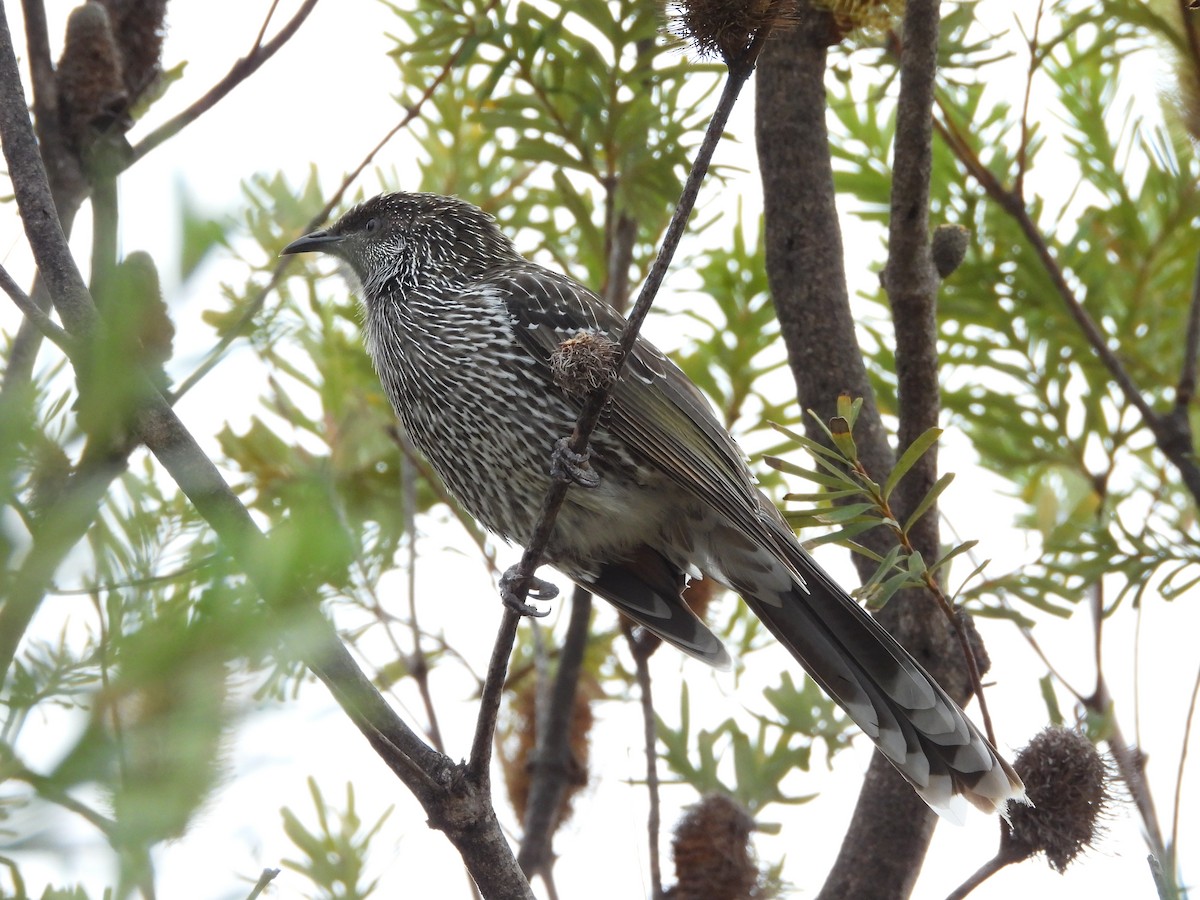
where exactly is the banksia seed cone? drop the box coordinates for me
[550,331,620,397]
[499,668,598,827]
[96,0,168,96]
[1001,726,1113,873]
[57,3,129,153]
[932,224,971,279]
[106,250,175,388]
[669,793,759,900]
[668,0,797,62]
[818,0,903,41]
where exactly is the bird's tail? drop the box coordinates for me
[712,513,1027,822]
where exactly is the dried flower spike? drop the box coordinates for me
[1001,726,1113,873]
[668,0,796,63]
[669,793,759,899]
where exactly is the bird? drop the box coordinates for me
[281,191,1026,820]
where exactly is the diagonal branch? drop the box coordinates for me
[0,263,74,350]
[934,101,1200,504]
[0,11,535,895]
[1174,249,1200,409]
[465,30,773,781]
[128,0,320,164]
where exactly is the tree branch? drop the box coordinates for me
[476,27,772,768]
[0,12,535,895]
[0,263,74,351]
[882,0,942,557]
[127,0,320,164]
[628,626,665,900]
[757,4,992,897]
[516,584,593,879]
[934,98,1200,504]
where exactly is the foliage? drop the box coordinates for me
[0,0,1196,898]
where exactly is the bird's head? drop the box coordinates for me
[281,192,520,300]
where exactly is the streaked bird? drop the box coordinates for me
[282,191,1026,820]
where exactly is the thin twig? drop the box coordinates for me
[13,763,119,838]
[250,0,282,53]
[1170,659,1200,881]
[401,448,446,753]
[627,626,665,900]
[934,98,1200,503]
[467,608,522,785]
[0,262,75,351]
[244,868,281,900]
[1013,0,1046,200]
[469,31,772,783]
[844,453,999,745]
[942,853,1009,900]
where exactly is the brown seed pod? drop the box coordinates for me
[1001,726,1114,873]
[96,0,168,97]
[57,3,129,153]
[667,0,798,63]
[669,793,759,900]
[550,330,621,397]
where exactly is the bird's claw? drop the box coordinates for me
[550,437,601,488]
[500,565,557,618]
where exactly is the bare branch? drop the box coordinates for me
[1170,660,1200,878]
[882,0,942,553]
[516,585,593,879]
[627,625,665,900]
[935,98,1200,503]
[128,0,320,164]
[0,262,74,351]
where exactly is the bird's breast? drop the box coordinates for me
[363,295,665,563]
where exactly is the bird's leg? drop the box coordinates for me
[550,437,601,489]
[499,565,557,617]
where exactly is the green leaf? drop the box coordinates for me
[1039,674,1064,726]
[765,458,858,491]
[884,427,943,500]
[901,472,955,535]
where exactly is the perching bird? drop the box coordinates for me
[282,192,1026,820]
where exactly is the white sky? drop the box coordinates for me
[1,2,1195,899]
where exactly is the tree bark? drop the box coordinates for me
[756,3,967,897]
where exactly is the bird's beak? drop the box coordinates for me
[281,230,345,256]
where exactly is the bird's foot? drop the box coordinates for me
[500,565,557,618]
[550,437,601,488]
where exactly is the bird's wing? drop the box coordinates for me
[488,267,762,524]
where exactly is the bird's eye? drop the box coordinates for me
[365,217,380,234]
